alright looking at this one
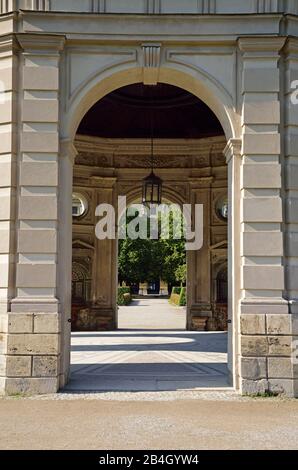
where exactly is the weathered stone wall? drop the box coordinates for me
[4,312,60,394]
[239,37,298,396]
[241,314,298,395]
[0,34,65,395]
[0,35,17,394]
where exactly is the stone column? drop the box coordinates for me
[3,34,65,395]
[284,39,298,315]
[90,176,117,330]
[187,179,212,330]
[283,38,298,396]
[57,141,77,388]
[0,35,18,394]
[239,37,296,396]
[224,139,242,388]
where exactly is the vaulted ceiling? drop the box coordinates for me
[78,83,224,139]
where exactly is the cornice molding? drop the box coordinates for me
[75,135,227,156]
[188,176,214,188]
[0,33,19,55]
[91,176,117,188]
[283,36,298,58]
[16,33,66,52]
[3,1,297,15]
[238,36,287,56]
[15,12,285,44]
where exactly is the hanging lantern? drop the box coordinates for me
[142,170,163,207]
[142,109,163,207]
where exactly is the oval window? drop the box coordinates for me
[216,196,228,221]
[72,193,88,218]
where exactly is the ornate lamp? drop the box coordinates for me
[142,118,163,207]
[142,171,163,207]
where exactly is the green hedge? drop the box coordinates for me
[169,293,180,305]
[118,287,132,305]
[179,287,186,306]
[169,286,186,306]
[172,286,181,295]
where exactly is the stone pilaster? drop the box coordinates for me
[224,139,241,388]
[0,35,18,394]
[3,34,65,395]
[187,178,212,331]
[238,37,297,396]
[284,39,298,316]
[0,0,16,13]
[88,176,117,330]
[0,1,50,12]
[283,38,298,397]
[57,140,77,388]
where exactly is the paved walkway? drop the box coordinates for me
[118,298,187,330]
[65,299,229,392]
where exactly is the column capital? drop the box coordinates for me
[283,37,298,60]
[91,176,117,189]
[60,140,78,165]
[188,176,213,189]
[16,33,66,53]
[238,36,286,57]
[224,138,242,164]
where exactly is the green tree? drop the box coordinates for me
[118,205,186,286]
[175,263,187,286]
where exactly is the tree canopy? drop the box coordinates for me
[118,205,186,286]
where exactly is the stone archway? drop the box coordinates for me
[58,62,239,391]
[66,77,232,390]
[0,4,296,398]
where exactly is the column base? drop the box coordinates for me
[289,300,298,314]
[10,297,59,313]
[188,304,212,331]
[241,378,298,398]
[72,306,117,331]
[240,300,298,397]
[1,377,59,396]
[0,312,61,396]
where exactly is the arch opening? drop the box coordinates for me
[65,65,237,142]
[64,79,232,392]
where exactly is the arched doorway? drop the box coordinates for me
[65,82,231,391]
[0,7,291,398]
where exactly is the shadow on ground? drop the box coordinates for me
[64,331,229,392]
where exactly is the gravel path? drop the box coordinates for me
[1,396,298,450]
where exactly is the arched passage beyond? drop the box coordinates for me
[64,78,234,391]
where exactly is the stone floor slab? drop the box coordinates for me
[65,299,230,392]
